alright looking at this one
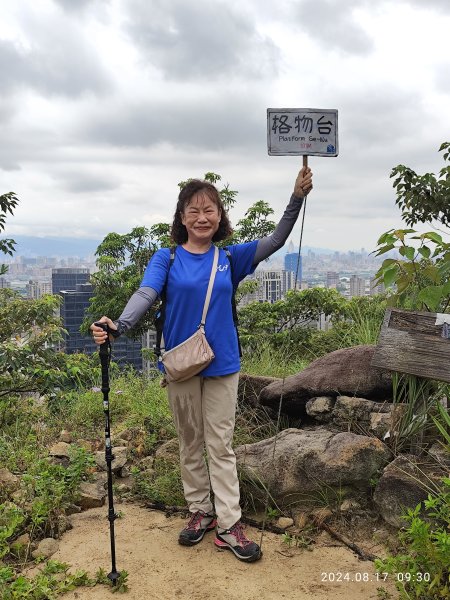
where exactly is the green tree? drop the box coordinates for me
[83,172,277,339]
[373,142,450,311]
[391,142,450,227]
[0,192,18,275]
[238,287,345,345]
[0,289,99,418]
[233,200,275,244]
[0,289,60,398]
[82,225,168,339]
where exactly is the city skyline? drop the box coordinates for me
[5,233,388,262]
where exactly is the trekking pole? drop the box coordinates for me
[95,322,121,586]
[259,156,309,552]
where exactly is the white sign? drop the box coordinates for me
[267,108,338,156]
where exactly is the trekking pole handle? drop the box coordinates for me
[94,321,110,354]
[94,321,120,348]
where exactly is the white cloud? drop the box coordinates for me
[0,0,449,252]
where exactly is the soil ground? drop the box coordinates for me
[43,502,399,600]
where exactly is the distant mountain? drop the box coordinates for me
[10,235,357,259]
[12,235,101,258]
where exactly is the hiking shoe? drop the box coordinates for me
[178,511,217,546]
[214,521,262,562]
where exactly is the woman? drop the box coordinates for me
[91,166,313,563]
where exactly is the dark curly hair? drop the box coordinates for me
[170,179,233,245]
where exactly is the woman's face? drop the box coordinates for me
[181,191,221,244]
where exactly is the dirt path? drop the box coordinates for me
[46,502,398,600]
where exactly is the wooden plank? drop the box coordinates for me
[371,308,450,383]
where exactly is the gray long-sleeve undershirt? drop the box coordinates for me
[113,193,304,335]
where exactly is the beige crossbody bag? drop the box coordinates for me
[160,246,218,383]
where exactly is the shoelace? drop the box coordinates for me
[186,511,207,531]
[228,522,251,547]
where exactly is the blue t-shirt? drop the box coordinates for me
[140,241,258,376]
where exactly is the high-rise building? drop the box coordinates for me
[349,275,366,297]
[284,252,302,283]
[26,280,52,299]
[326,271,340,288]
[60,283,143,369]
[239,269,295,304]
[52,268,90,296]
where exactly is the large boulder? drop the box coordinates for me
[373,454,447,528]
[259,345,392,417]
[236,427,391,504]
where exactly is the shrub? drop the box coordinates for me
[375,476,450,599]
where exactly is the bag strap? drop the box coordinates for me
[200,246,219,326]
[224,247,242,358]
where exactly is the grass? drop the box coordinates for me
[240,340,310,378]
[2,330,450,599]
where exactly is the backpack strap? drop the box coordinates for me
[224,248,242,358]
[154,247,176,358]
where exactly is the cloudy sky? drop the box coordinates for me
[1,0,449,252]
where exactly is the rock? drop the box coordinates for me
[117,483,131,493]
[138,456,155,471]
[373,454,447,528]
[113,438,129,448]
[11,489,28,505]
[57,515,73,535]
[94,447,127,473]
[332,396,375,426]
[64,504,81,517]
[259,345,392,417]
[49,442,71,458]
[65,503,82,515]
[118,465,130,478]
[118,427,146,444]
[77,439,94,452]
[340,499,361,512]
[428,442,450,467]
[32,538,59,559]
[0,468,20,493]
[236,428,391,503]
[293,512,308,530]
[140,467,155,479]
[14,533,31,546]
[155,438,180,462]
[117,428,135,441]
[78,482,107,509]
[310,507,333,524]
[11,533,32,558]
[48,456,70,468]
[369,412,392,439]
[92,472,108,487]
[276,517,294,529]
[90,438,105,452]
[238,373,281,407]
[59,430,72,444]
[305,396,335,422]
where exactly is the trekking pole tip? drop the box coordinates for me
[107,570,121,586]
